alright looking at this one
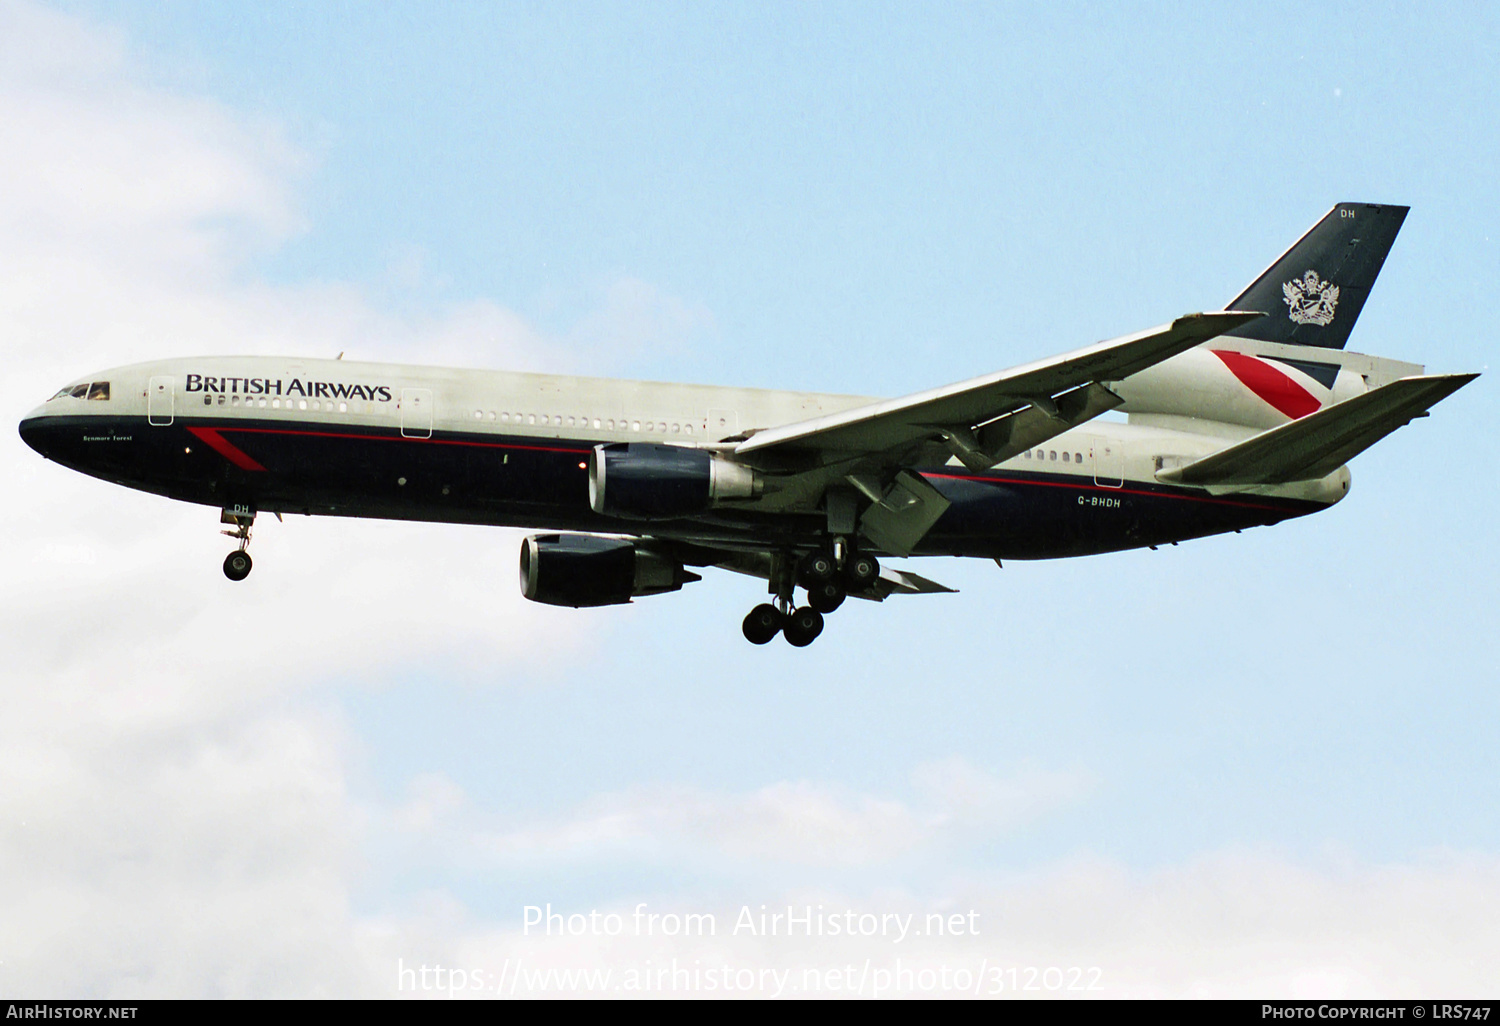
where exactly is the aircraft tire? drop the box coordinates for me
[797,551,836,586]
[783,607,824,647]
[223,550,253,582]
[844,553,879,588]
[742,604,783,645]
[806,580,845,614]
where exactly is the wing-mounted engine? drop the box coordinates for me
[519,533,702,607]
[588,443,761,519]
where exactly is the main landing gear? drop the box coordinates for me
[740,543,879,647]
[221,507,255,581]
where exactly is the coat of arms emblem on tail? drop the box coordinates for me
[1283,269,1340,326]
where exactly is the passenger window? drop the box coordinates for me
[340,402,349,413]
[298,399,307,410]
[87,382,110,400]
[1062,451,1069,462]
[1075,452,1082,463]
[528,414,536,425]
[632,420,640,431]
[1049,450,1056,460]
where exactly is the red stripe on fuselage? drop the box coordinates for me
[923,471,1308,514]
[1211,349,1321,420]
[185,426,267,471]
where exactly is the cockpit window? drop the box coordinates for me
[49,382,109,401]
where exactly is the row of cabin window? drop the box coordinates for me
[473,410,695,436]
[1025,448,1085,464]
[204,393,352,413]
[200,390,698,433]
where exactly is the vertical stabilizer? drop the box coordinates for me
[1223,202,1408,350]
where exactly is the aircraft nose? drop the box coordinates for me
[19,409,55,459]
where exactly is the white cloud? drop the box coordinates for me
[359,846,1500,999]
[440,759,1090,868]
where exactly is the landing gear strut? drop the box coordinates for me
[221,507,255,581]
[741,543,881,646]
[742,550,826,646]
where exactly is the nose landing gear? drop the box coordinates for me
[220,507,255,581]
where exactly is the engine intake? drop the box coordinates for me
[519,533,701,607]
[588,443,759,519]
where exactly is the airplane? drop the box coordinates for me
[19,202,1477,646]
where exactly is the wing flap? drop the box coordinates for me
[1157,373,1478,486]
[734,311,1262,461]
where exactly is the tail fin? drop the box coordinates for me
[1222,202,1408,350]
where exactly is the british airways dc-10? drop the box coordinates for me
[20,204,1477,646]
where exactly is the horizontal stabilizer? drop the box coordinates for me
[1157,373,1477,486]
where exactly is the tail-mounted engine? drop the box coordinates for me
[588,443,759,519]
[519,533,701,607]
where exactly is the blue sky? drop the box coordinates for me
[4,0,1498,997]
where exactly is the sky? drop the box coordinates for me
[2,0,1498,998]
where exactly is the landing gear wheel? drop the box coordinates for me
[223,550,253,582]
[797,551,836,586]
[742,603,784,645]
[782,607,824,647]
[805,579,846,614]
[844,553,879,589]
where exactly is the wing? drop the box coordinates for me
[734,311,1262,471]
[1157,373,1478,487]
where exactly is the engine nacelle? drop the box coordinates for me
[519,533,701,607]
[588,443,758,519]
